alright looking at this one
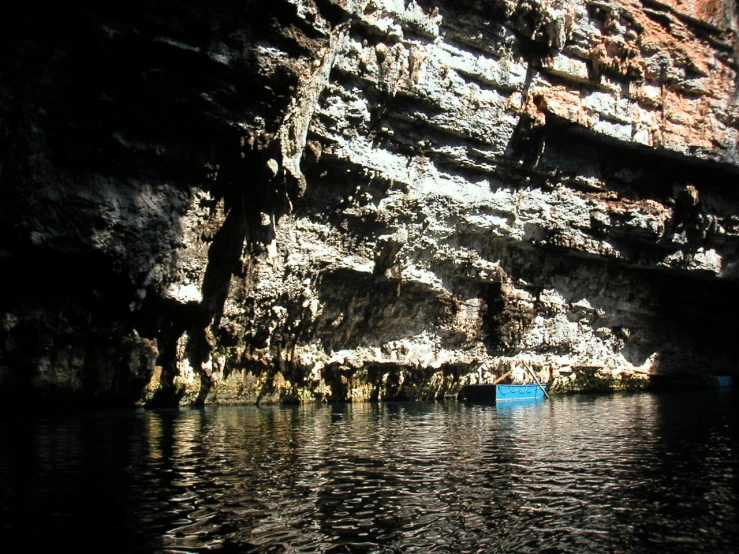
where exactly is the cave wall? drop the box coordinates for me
[1,0,739,406]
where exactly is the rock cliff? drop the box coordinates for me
[1,0,738,406]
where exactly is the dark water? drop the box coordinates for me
[1,391,738,553]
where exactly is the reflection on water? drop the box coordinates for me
[1,391,738,553]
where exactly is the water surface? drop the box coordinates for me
[1,391,737,553]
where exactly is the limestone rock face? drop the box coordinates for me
[1,0,738,406]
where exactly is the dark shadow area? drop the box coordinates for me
[646,269,739,376]
[539,115,739,196]
[314,268,456,353]
[480,282,536,356]
[0,410,169,553]
[0,0,326,407]
[474,239,739,379]
[0,248,147,410]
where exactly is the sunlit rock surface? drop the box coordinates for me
[1,0,738,406]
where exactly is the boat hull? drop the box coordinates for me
[461,383,547,403]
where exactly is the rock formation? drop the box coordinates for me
[1,0,738,406]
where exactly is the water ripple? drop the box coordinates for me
[1,392,739,552]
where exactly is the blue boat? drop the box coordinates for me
[461,383,547,403]
[496,383,547,402]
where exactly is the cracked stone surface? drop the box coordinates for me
[1,0,739,406]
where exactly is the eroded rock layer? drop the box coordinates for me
[1,0,738,406]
